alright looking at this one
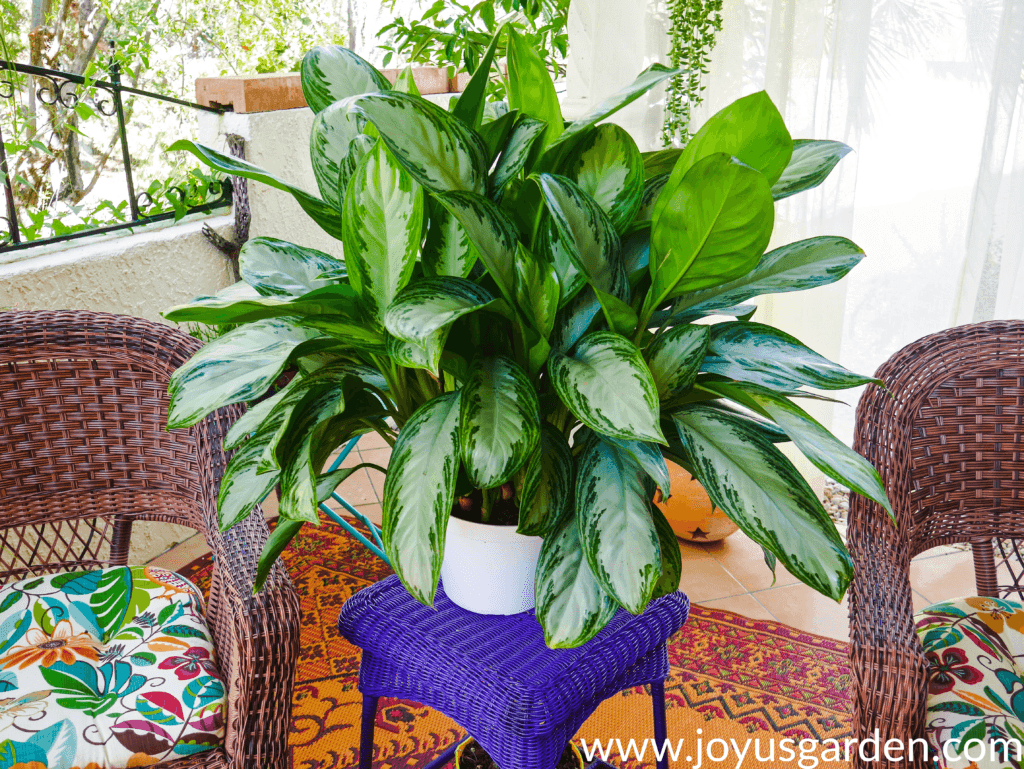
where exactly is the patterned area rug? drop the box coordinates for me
[179,523,853,768]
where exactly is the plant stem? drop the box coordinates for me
[480,486,494,523]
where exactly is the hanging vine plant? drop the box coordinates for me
[662,0,724,146]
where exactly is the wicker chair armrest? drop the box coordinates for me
[848,493,930,768]
[204,511,301,769]
[191,405,300,768]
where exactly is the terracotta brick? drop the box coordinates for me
[380,66,451,95]
[195,73,307,114]
[449,71,471,93]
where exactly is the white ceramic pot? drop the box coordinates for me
[440,516,543,615]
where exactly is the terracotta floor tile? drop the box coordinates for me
[335,468,380,506]
[357,446,392,469]
[909,551,976,604]
[677,553,747,602]
[356,431,391,450]
[355,504,383,528]
[701,531,800,592]
[698,592,777,621]
[752,583,850,642]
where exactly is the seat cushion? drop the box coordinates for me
[916,596,1024,768]
[0,566,226,768]
[339,575,689,769]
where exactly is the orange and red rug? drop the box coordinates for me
[180,523,853,768]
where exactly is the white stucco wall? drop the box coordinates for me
[0,213,238,562]
[0,213,237,320]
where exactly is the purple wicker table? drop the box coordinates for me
[337,575,689,769]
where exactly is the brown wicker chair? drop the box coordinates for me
[0,310,301,769]
[848,319,1024,768]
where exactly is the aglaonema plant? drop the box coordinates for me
[164,25,891,648]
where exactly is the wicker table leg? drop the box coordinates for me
[359,695,378,769]
[652,679,668,769]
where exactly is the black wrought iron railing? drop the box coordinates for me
[0,59,233,253]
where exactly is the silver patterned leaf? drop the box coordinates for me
[459,356,540,488]
[672,404,852,601]
[300,45,391,114]
[342,141,424,320]
[576,438,661,614]
[382,393,462,605]
[702,322,880,391]
[534,515,618,648]
[549,331,665,443]
[346,91,488,194]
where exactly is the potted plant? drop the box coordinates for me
[164,25,892,651]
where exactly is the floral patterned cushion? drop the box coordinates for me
[0,566,226,768]
[916,596,1024,768]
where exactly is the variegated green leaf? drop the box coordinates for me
[342,141,424,319]
[167,141,344,240]
[637,174,668,221]
[393,65,420,96]
[347,92,487,194]
[673,237,866,316]
[517,424,573,536]
[672,405,852,600]
[576,438,661,613]
[459,356,540,488]
[536,173,623,305]
[548,64,681,153]
[549,260,630,354]
[646,325,710,397]
[167,319,322,429]
[478,109,519,165]
[649,153,774,308]
[535,514,617,648]
[224,375,300,450]
[422,206,479,279]
[711,382,893,518]
[239,237,344,297]
[254,519,302,593]
[514,243,560,339]
[492,116,547,193]
[650,502,682,599]
[385,277,498,344]
[163,283,363,326]
[507,26,563,148]
[276,381,351,524]
[310,103,371,209]
[642,149,682,179]
[549,331,665,443]
[301,45,391,114]
[603,437,671,499]
[432,190,519,302]
[703,322,880,391]
[382,393,462,605]
[386,328,448,372]
[563,124,644,233]
[218,407,290,530]
[772,139,852,200]
[654,91,792,217]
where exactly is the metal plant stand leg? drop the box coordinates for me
[652,679,669,769]
[359,695,379,769]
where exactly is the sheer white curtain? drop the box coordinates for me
[684,0,1024,444]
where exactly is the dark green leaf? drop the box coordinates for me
[517,424,573,536]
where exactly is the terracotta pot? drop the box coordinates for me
[655,462,739,542]
[454,738,584,768]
